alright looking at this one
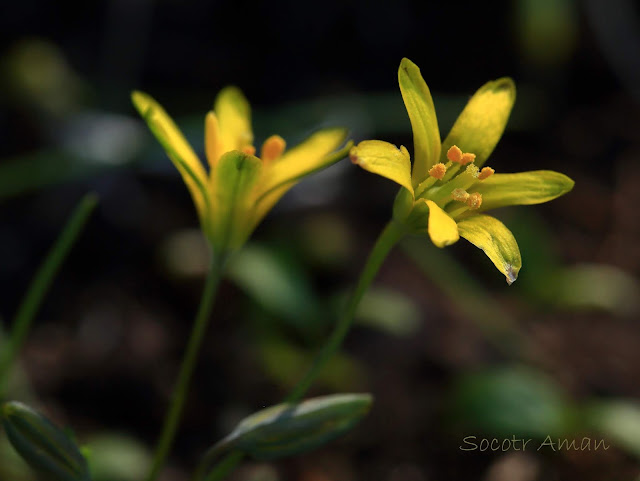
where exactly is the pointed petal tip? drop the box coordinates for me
[505,264,519,285]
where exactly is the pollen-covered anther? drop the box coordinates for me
[478,167,495,180]
[451,188,470,202]
[428,162,447,180]
[466,192,483,209]
[460,152,476,165]
[446,145,463,163]
[261,135,286,163]
[465,163,479,178]
[241,145,256,156]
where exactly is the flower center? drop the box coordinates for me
[416,144,495,218]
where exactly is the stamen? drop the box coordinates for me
[447,145,463,163]
[241,145,256,156]
[451,188,469,202]
[428,163,447,180]
[261,135,286,163]
[466,192,483,209]
[478,167,494,180]
[465,164,479,178]
[460,153,476,165]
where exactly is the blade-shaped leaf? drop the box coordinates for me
[1,402,91,481]
[211,394,372,461]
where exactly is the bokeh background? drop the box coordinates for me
[1,0,640,480]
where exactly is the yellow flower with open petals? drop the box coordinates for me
[132,88,352,255]
[349,58,574,284]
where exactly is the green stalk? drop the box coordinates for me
[0,193,98,398]
[145,254,226,481]
[194,220,404,481]
[285,220,405,403]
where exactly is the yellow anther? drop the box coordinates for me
[460,152,476,165]
[466,192,483,209]
[447,145,463,163]
[241,145,256,156]
[465,163,479,178]
[451,188,469,202]
[478,166,495,180]
[428,162,447,180]
[260,135,286,163]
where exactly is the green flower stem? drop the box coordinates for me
[197,451,244,481]
[0,193,98,399]
[286,219,405,403]
[145,254,227,481]
[193,220,404,481]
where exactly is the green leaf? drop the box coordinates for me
[1,402,91,481]
[440,77,515,168]
[85,433,151,481]
[473,170,575,211]
[227,243,323,333]
[451,367,575,439]
[457,214,522,284]
[212,394,372,461]
[211,150,262,252]
[398,58,441,185]
[349,140,413,194]
[586,400,640,458]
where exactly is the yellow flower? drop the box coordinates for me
[349,58,574,284]
[132,87,352,255]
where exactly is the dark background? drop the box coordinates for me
[1,1,640,480]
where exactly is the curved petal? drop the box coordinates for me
[212,150,262,251]
[132,91,209,221]
[214,86,254,153]
[398,58,441,186]
[349,140,413,195]
[256,128,350,200]
[205,111,224,168]
[457,214,521,284]
[441,78,515,168]
[424,200,459,247]
[473,171,575,211]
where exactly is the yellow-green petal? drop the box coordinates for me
[214,86,254,153]
[398,58,441,186]
[256,128,350,200]
[441,78,515,168]
[457,214,522,284]
[211,150,262,252]
[131,90,209,222]
[349,140,413,195]
[424,200,459,247]
[473,170,574,211]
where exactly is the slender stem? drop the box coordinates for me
[201,452,244,481]
[0,193,98,398]
[145,254,226,481]
[193,220,404,481]
[286,220,404,403]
